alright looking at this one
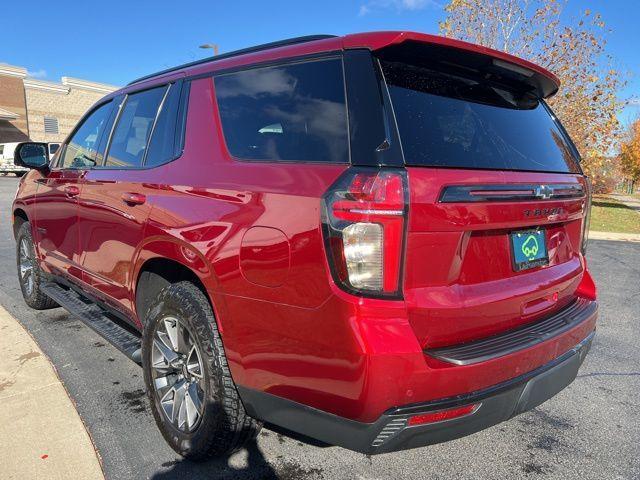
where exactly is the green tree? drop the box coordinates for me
[620,119,640,193]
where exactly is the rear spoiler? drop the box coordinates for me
[343,31,559,99]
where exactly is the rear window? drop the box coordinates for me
[105,86,166,168]
[214,58,348,163]
[381,60,580,173]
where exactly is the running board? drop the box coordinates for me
[41,282,142,364]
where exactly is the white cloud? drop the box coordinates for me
[401,0,431,9]
[358,0,439,16]
[629,97,640,106]
[27,69,47,79]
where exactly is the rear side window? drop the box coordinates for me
[105,86,166,168]
[214,58,349,163]
[59,101,113,169]
[145,82,184,167]
[381,60,580,173]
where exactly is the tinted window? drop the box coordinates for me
[382,60,580,173]
[145,82,183,167]
[59,102,113,169]
[49,144,59,155]
[105,87,166,168]
[214,58,348,163]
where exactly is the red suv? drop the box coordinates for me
[12,32,597,459]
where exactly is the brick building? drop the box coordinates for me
[0,63,118,144]
[0,64,30,142]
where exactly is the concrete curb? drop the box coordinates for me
[589,231,640,242]
[0,304,104,480]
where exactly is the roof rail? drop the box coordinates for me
[127,34,337,86]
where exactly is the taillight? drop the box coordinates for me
[581,177,592,255]
[321,167,408,298]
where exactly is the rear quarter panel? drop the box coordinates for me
[137,77,362,401]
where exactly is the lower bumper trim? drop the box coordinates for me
[238,331,594,454]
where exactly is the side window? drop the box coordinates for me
[58,102,113,169]
[214,58,349,163]
[105,87,166,168]
[144,82,184,167]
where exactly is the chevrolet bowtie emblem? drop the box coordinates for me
[535,185,553,200]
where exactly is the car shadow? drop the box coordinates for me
[151,437,279,480]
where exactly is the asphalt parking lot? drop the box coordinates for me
[0,175,638,480]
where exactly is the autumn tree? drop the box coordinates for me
[439,0,626,187]
[620,119,640,193]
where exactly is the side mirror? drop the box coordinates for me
[14,142,50,170]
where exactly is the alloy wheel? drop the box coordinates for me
[151,316,206,433]
[19,238,34,296]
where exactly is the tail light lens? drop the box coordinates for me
[581,177,592,255]
[321,168,408,298]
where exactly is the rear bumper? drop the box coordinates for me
[239,330,594,454]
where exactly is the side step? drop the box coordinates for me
[41,282,142,364]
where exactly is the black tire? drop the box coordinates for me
[16,222,58,310]
[15,171,27,177]
[142,281,261,460]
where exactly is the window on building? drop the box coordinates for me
[44,116,59,135]
[214,58,349,163]
[58,102,113,169]
[105,86,166,168]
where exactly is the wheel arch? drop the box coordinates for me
[13,208,29,239]
[133,254,221,330]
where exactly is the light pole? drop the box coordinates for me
[199,43,219,56]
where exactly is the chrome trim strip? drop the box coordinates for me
[440,183,584,203]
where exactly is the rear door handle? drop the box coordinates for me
[122,192,146,205]
[64,185,80,197]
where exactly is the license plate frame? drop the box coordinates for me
[510,229,549,272]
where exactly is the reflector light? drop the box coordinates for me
[407,403,480,426]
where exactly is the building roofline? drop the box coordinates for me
[0,62,119,94]
[61,77,119,94]
[23,78,69,94]
[0,63,28,78]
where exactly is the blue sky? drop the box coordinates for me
[3,0,639,124]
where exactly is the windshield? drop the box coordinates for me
[381,59,580,173]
